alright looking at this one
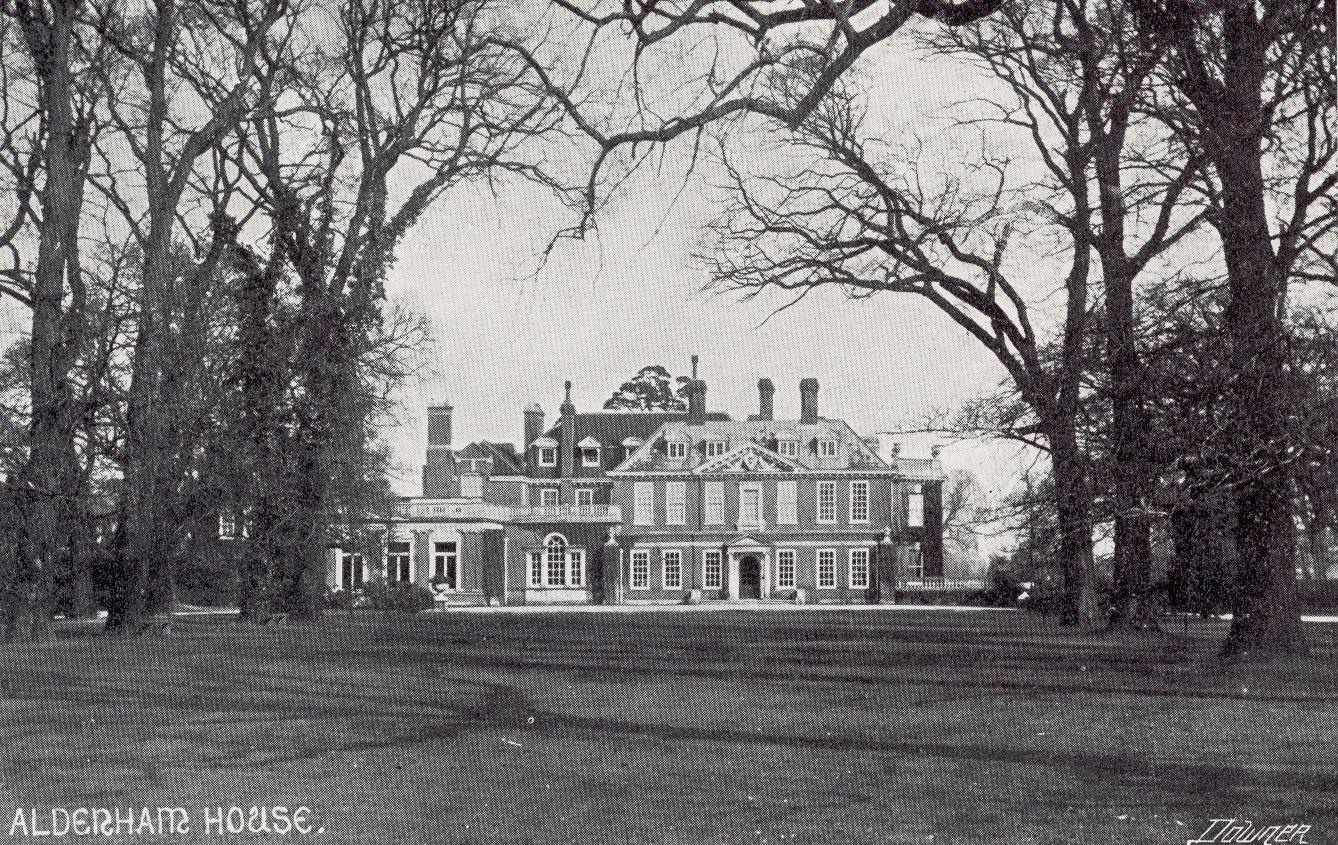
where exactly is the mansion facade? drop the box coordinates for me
[327,376,945,606]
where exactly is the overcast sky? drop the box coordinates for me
[379,37,1044,517]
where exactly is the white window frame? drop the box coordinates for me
[581,447,601,467]
[703,550,723,590]
[818,439,838,458]
[386,540,412,583]
[704,481,725,525]
[538,447,557,466]
[218,511,237,541]
[568,549,585,587]
[545,535,568,586]
[908,484,925,528]
[530,534,585,589]
[433,541,458,588]
[666,440,687,459]
[905,542,924,578]
[738,482,763,528]
[777,440,798,458]
[634,481,655,526]
[666,481,686,525]
[776,549,796,589]
[817,549,837,589]
[705,440,727,458]
[528,551,543,587]
[777,480,798,525]
[662,550,683,590]
[339,550,365,590]
[817,480,837,524]
[540,487,559,507]
[849,480,870,524]
[576,488,594,507]
[849,548,870,589]
[630,550,650,590]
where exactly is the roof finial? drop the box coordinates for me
[564,380,572,400]
[691,354,698,379]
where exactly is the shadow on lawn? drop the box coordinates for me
[4,610,1334,815]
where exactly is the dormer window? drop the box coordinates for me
[533,436,558,467]
[777,440,799,458]
[818,439,838,458]
[622,437,643,460]
[577,436,602,467]
[705,440,727,458]
[666,440,687,459]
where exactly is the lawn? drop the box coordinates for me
[0,607,1335,844]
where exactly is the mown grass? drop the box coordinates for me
[0,608,1334,844]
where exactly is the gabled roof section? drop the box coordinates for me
[456,440,524,475]
[613,418,892,473]
[693,442,805,474]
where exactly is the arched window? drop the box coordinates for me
[545,534,568,586]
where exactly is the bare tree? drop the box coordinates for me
[74,0,287,634]
[519,0,1008,223]
[1131,0,1335,655]
[0,0,111,641]
[701,75,1104,625]
[221,0,573,617]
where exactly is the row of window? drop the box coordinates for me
[336,541,459,590]
[632,480,922,527]
[534,487,598,507]
[536,437,845,467]
[536,446,619,466]
[628,548,872,591]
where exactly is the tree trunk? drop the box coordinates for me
[6,0,90,642]
[1105,265,1160,632]
[1207,6,1305,658]
[1049,426,1100,628]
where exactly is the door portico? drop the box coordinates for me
[726,536,771,599]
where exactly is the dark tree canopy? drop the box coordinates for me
[603,366,689,411]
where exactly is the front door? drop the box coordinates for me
[738,555,762,599]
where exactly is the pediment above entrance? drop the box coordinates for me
[694,443,803,474]
[726,534,769,550]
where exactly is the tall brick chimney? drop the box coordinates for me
[559,381,576,478]
[757,378,774,421]
[799,378,819,424]
[524,404,544,451]
[686,378,707,425]
[423,403,455,496]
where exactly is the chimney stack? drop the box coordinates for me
[424,403,455,496]
[427,403,453,448]
[687,379,707,425]
[756,378,774,421]
[799,378,819,424]
[524,403,544,451]
[559,382,576,478]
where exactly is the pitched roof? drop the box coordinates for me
[541,411,731,451]
[614,418,892,473]
[456,440,524,475]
